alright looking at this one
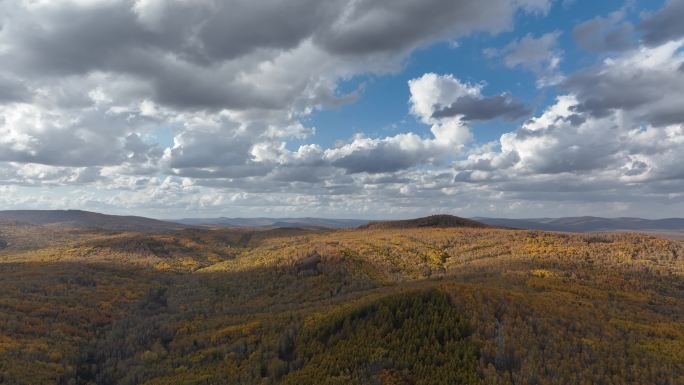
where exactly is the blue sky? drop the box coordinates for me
[0,0,683,219]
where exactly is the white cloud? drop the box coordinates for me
[408,73,483,124]
[453,40,684,216]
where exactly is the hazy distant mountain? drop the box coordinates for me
[4,211,682,234]
[361,215,490,230]
[173,217,369,229]
[474,216,684,232]
[0,210,181,232]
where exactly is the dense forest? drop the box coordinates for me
[0,220,682,384]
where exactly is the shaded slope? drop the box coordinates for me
[282,289,479,385]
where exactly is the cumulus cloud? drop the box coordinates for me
[563,40,684,125]
[0,102,160,167]
[454,39,684,209]
[408,73,529,123]
[433,94,529,121]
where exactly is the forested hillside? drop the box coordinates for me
[0,221,682,384]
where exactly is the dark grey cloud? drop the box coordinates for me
[573,14,635,52]
[4,2,295,111]
[563,114,586,126]
[8,3,158,75]
[0,138,115,167]
[0,0,542,113]
[523,140,620,174]
[0,75,30,103]
[0,1,326,112]
[623,160,648,176]
[360,174,413,185]
[149,66,277,111]
[315,0,516,55]
[329,141,432,174]
[432,94,529,121]
[267,166,339,184]
[197,0,329,61]
[639,0,684,46]
[565,69,654,118]
[7,1,320,74]
[564,74,684,125]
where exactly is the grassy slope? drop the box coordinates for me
[0,224,682,385]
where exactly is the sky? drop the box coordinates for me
[0,0,683,219]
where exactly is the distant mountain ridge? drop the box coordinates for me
[2,210,683,233]
[361,215,491,230]
[0,210,181,232]
[173,217,368,229]
[474,216,684,232]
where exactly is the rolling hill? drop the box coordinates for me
[0,210,182,232]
